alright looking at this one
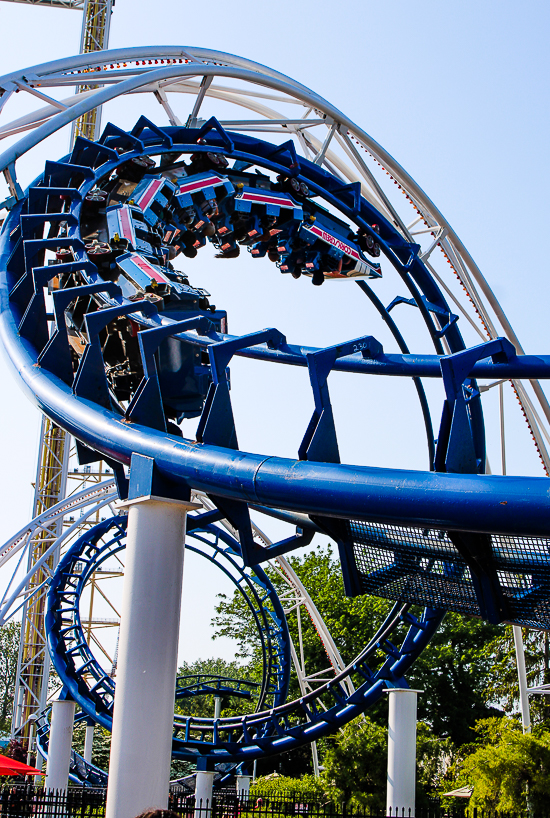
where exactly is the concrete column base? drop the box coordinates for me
[386,688,420,816]
[195,770,215,818]
[45,699,75,791]
[105,495,199,818]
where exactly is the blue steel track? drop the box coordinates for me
[1,126,548,536]
[0,98,549,768]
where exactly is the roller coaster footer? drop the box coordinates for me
[44,477,197,818]
[102,472,199,818]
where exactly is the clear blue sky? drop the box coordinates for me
[0,0,548,661]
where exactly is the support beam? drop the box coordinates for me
[195,770,215,818]
[45,698,75,791]
[236,774,251,801]
[105,494,199,818]
[26,722,35,767]
[12,415,69,741]
[83,721,94,763]
[386,689,419,817]
[513,625,531,733]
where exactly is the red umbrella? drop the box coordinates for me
[0,754,42,776]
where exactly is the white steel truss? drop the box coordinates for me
[0,0,84,7]
[12,418,70,738]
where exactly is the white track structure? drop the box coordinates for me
[0,45,548,475]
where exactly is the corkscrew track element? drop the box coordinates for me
[1,47,549,767]
[44,516,443,763]
[45,515,293,763]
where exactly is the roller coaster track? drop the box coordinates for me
[43,513,443,764]
[0,47,549,766]
[0,484,354,778]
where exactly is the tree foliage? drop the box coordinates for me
[213,547,504,743]
[456,718,550,813]
[4,737,27,764]
[172,657,258,781]
[210,542,550,799]
[72,722,111,771]
[321,716,386,810]
[213,546,391,706]
[174,657,257,720]
[485,626,550,727]
[406,612,503,744]
[250,774,325,801]
[0,622,20,736]
[416,722,457,805]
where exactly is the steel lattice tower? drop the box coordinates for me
[12,420,69,739]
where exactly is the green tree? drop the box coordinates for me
[321,715,386,809]
[485,626,550,727]
[0,622,20,736]
[250,773,325,801]
[213,546,504,745]
[175,657,257,720]
[213,546,391,705]
[457,717,550,813]
[406,612,504,745]
[172,657,258,782]
[72,721,112,771]
[213,546,392,776]
[416,722,457,806]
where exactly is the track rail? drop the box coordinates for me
[0,46,548,767]
[1,123,548,538]
[45,515,443,762]
[0,48,547,471]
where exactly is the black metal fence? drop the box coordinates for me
[168,792,468,818]
[0,785,539,818]
[0,784,106,817]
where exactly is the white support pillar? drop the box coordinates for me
[105,495,199,818]
[26,722,35,768]
[45,699,76,791]
[386,689,420,817]
[83,722,95,764]
[311,740,320,778]
[213,696,221,720]
[195,769,215,818]
[513,625,532,733]
[236,774,251,801]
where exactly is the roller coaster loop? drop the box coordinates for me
[0,47,549,769]
[45,516,443,763]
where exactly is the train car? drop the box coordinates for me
[174,171,234,213]
[298,220,382,279]
[130,175,177,228]
[116,251,175,296]
[212,181,303,257]
[105,250,226,421]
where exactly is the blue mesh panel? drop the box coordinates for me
[349,521,550,627]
